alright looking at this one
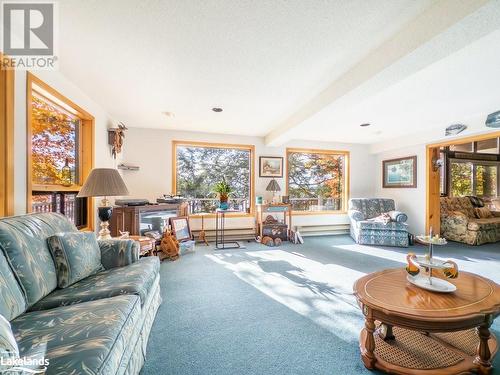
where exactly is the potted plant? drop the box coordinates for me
[213,178,232,210]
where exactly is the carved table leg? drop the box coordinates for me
[378,323,395,341]
[362,317,376,369]
[474,317,493,375]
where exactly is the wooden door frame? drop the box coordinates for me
[0,55,14,217]
[426,131,500,234]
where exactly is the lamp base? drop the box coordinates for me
[98,220,111,240]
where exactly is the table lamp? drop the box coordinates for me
[77,168,129,240]
[266,179,281,203]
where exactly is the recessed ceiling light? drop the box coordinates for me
[162,111,175,118]
[212,107,223,113]
[360,123,371,127]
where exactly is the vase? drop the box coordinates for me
[219,194,229,210]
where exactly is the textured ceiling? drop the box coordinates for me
[57,0,431,134]
[56,0,500,146]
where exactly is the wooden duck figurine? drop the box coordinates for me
[405,253,420,277]
[443,260,459,279]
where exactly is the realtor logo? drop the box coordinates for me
[1,1,58,70]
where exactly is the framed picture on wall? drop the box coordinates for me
[169,216,192,241]
[259,156,283,178]
[382,156,417,188]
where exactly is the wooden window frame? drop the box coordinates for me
[0,55,14,217]
[26,73,95,230]
[172,140,255,218]
[286,147,350,215]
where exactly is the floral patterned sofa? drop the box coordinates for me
[348,198,409,247]
[440,196,500,245]
[0,213,161,374]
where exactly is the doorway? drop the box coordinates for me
[426,132,500,234]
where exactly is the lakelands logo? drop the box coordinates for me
[0,355,49,374]
[1,1,58,70]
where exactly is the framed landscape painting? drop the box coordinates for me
[169,216,192,241]
[383,156,417,188]
[259,156,283,178]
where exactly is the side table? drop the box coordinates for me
[215,209,241,249]
[353,268,500,375]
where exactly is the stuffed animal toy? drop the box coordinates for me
[160,228,180,261]
[274,238,282,246]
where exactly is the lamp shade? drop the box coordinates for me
[77,168,129,198]
[266,179,281,192]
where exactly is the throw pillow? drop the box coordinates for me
[368,213,391,224]
[0,314,19,373]
[47,232,103,288]
[475,207,493,219]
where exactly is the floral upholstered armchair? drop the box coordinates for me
[348,198,409,247]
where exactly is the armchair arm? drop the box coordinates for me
[98,239,140,270]
[348,209,365,221]
[388,210,408,223]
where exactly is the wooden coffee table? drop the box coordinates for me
[353,269,500,375]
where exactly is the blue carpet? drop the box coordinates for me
[141,235,500,375]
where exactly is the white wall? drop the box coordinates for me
[121,128,376,230]
[12,70,117,225]
[373,144,427,235]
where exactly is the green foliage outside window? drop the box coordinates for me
[288,151,346,211]
[176,145,251,212]
[450,161,498,197]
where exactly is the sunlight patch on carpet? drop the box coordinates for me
[205,249,365,343]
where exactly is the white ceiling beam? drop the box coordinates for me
[264,0,492,146]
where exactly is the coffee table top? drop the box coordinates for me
[354,268,500,321]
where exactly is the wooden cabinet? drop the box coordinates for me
[110,203,187,237]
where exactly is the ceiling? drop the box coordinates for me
[57,0,500,147]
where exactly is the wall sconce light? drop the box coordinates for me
[432,157,444,172]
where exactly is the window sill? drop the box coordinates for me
[32,184,81,192]
[188,212,254,219]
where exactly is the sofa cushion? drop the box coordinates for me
[0,213,77,307]
[467,218,500,231]
[440,197,476,219]
[0,251,26,321]
[0,314,19,373]
[30,257,160,311]
[47,232,103,288]
[357,220,408,231]
[11,295,141,375]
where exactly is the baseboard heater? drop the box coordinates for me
[191,224,349,242]
[294,224,350,236]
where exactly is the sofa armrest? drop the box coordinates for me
[98,239,140,270]
[348,209,365,222]
[388,210,408,223]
